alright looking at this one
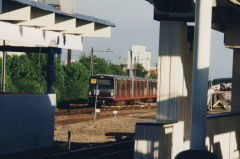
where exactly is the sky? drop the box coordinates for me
[69,0,233,79]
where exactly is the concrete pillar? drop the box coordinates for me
[1,40,5,92]
[157,22,189,122]
[135,23,194,159]
[47,51,54,94]
[67,49,71,65]
[231,49,240,113]
[225,25,240,113]
[190,0,212,150]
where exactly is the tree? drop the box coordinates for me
[61,62,90,103]
[0,53,127,106]
[149,72,157,79]
[79,54,127,76]
[134,63,149,78]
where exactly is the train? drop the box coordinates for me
[88,74,157,106]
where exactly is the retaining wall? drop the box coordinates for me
[0,94,56,155]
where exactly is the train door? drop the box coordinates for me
[153,82,157,96]
[127,80,130,98]
[146,80,149,97]
[137,81,140,97]
[115,79,119,98]
[144,80,147,97]
[125,80,128,98]
[139,81,142,97]
[119,79,122,98]
[130,80,132,98]
[151,81,154,96]
[121,79,125,99]
[135,81,138,97]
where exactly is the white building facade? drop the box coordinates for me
[127,45,151,72]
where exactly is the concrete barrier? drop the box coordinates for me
[0,94,56,155]
[134,113,240,159]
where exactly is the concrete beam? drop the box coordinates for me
[84,24,111,38]
[0,21,83,50]
[43,18,76,31]
[18,13,55,27]
[225,24,240,48]
[63,22,95,35]
[0,6,31,21]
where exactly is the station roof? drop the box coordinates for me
[146,0,240,31]
[0,0,115,50]
[11,0,115,27]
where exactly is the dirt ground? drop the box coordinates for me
[54,108,156,143]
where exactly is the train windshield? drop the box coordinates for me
[97,79,114,89]
[90,78,114,89]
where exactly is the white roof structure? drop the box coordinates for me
[0,0,115,51]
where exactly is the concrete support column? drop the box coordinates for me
[67,49,71,65]
[225,25,240,113]
[157,22,188,122]
[190,0,212,150]
[47,51,54,94]
[1,40,5,92]
[231,49,240,113]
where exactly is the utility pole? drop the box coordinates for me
[89,47,112,76]
[94,82,98,120]
[1,40,6,92]
[90,47,94,76]
[67,49,71,65]
[156,63,157,75]
[134,56,137,77]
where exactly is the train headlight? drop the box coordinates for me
[111,92,114,97]
[89,92,91,96]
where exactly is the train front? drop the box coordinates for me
[88,75,115,106]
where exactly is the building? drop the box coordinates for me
[127,45,151,72]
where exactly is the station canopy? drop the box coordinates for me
[0,0,115,50]
[146,0,240,32]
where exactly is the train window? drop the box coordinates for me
[150,81,152,96]
[137,81,140,97]
[133,80,135,97]
[151,82,154,96]
[116,80,119,98]
[121,80,125,98]
[98,79,114,89]
[127,80,130,97]
[130,80,132,97]
[153,82,156,96]
[147,81,149,96]
[144,81,147,96]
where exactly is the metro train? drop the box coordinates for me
[88,74,157,106]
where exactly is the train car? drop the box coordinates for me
[88,74,157,106]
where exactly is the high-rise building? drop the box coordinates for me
[127,45,151,73]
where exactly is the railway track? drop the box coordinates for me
[41,140,134,159]
[55,103,157,116]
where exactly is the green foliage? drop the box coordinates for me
[149,71,157,79]
[134,63,149,78]
[79,54,127,76]
[61,62,89,102]
[0,54,127,106]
